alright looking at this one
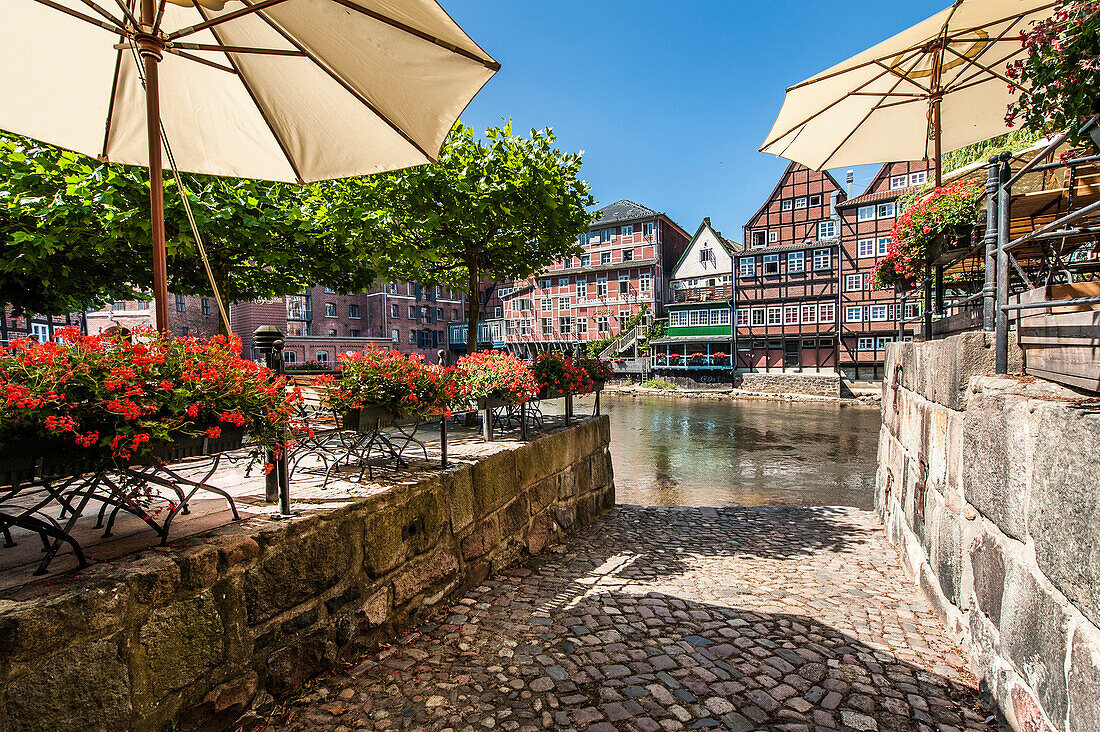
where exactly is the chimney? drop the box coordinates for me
[703,216,711,227]
[845,170,854,198]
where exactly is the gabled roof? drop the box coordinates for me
[591,200,660,226]
[669,217,742,276]
[744,161,847,228]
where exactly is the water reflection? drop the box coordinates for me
[570,394,881,509]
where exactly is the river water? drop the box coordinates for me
[572,394,882,510]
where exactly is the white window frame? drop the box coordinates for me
[787,251,805,273]
[30,323,50,342]
[877,202,895,218]
[890,175,908,190]
[576,318,588,334]
[391,328,399,343]
[621,224,634,236]
[558,297,571,310]
[316,351,329,364]
[857,206,875,221]
[819,303,836,323]
[846,306,864,323]
[877,336,894,349]
[809,194,822,206]
[818,220,837,240]
[558,277,569,288]
[689,309,705,326]
[596,315,610,333]
[762,254,780,275]
[736,309,750,326]
[784,305,799,325]
[639,274,652,294]
[801,304,817,324]
[794,197,808,209]
[858,239,875,258]
[813,249,831,270]
[781,199,793,211]
[909,171,927,186]
[739,258,756,278]
[857,337,875,351]
[845,274,864,291]
[596,279,608,298]
[768,230,779,243]
[751,308,766,326]
[870,305,889,321]
[577,281,587,300]
[541,317,553,335]
[877,237,891,256]
[766,307,783,326]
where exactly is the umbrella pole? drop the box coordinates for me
[924,97,943,340]
[139,0,169,333]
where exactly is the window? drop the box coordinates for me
[599,229,613,243]
[559,317,572,334]
[845,274,864,291]
[284,350,298,365]
[890,175,908,190]
[576,318,588,334]
[739,258,756,278]
[596,279,608,298]
[736,309,750,326]
[818,220,837,240]
[493,307,501,318]
[762,254,780,275]
[768,230,779,243]
[408,305,416,318]
[580,255,590,267]
[409,330,418,344]
[316,351,329,364]
[857,337,875,351]
[809,194,822,206]
[639,274,651,294]
[904,302,921,320]
[750,230,766,249]
[601,252,612,265]
[454,309,461,320]
[715,309,731,325]
[781,199,793,211]
[622,224,634,236]
[751,308,766,326]
[201,298,211,315]
[877,237,891,256]
[541,318,553,335]
[784,305,799,324]
[596,316,610,333]
[909,171,927,186]
[558,277,569,288]
[767,307,783,325]
[623,248,634,262]
[642,221,655,238]
[858,205,875,221]
[541,298,552,312]
[813,249,831,270]
[327,328,337,337]
[348,304,359,318]
[619,278,630,295]
[436,307,443,320]
[689,309,705,326]
[577,281,588,299]
[801,304,817,323]
[699,247,716,266]
[520,319,533,336]
[819,303,836,323]
[870,305,889,321]
[350,329,360,338]
[138,301,150,310]
[539,279,551,290]
[877,202,895,218]
[794,197,807,209]
[111,301,125,311]
[30,323,50,342]
[858,239,875,257]
[175,294,186,312]
[391,304,399,318]
[558,297,571,310]
[877,336,894,349]
[846,306,863,322]
[788,251,805,273]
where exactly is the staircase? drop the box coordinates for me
[599,323,646,359]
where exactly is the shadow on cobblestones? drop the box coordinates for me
[264,506,997,732]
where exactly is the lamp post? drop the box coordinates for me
[252,325,293,519]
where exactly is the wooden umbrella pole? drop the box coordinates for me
[139,0,169,333]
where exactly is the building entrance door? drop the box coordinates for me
[784,341,800,368]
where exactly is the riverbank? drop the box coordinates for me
[604,383,882,406]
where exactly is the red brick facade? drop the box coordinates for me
[0,308,82,346]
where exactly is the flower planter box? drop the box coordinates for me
[341,407,409,432]
[475,396,510,410]
[132,425,246,466]
[39,447,104,479]
[929,229,975,267]
[537,388,567,400]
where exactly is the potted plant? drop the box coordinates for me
[316,349,453,432]
[451,351,539,408]
[532,353,594,398]
[575,356,614,391]
[0,327,298,481]
[1006,1,1100,150]
[871,181,982,291]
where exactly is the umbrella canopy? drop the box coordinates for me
[2,0,498,182]
[0,0,498,331]
[759,0,1057,180]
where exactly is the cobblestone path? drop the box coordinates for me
[264,506,999,732]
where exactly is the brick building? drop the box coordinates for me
[498,200,691,356]
[734,163,846,372]
[84,295,221,338]
[0,308,83,347]
[836,161,932,379]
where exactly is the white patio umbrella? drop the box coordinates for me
[0,0,498,331]
[759,0,1057,185]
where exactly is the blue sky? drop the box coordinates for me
[446,0,950,241]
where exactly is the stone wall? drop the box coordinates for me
[0,417,614,732]
[738,371,840,397]
[876,333,1100,732]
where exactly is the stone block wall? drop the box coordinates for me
[0,417,614,732]
[738,372,840,397]
[876,333,1100,732]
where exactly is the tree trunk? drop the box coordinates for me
[465,248,480,356]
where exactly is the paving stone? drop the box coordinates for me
[260,506,998,732]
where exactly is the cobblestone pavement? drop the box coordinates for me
[263,505,999,732]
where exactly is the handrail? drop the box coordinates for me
[1000,296,1100,311]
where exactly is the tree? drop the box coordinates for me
[0,134,379,327]
[340,122,595,354]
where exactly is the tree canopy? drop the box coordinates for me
[0,134,378,318]
[336,122,595,353]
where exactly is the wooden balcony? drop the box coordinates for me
[670,284,733,303]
